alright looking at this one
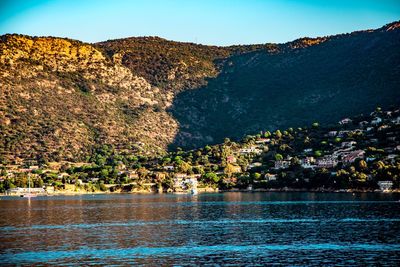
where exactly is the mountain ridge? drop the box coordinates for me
[0,21,399,164]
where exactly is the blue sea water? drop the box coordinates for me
[0,192,400,266]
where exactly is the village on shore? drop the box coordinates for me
[1,107,399,196]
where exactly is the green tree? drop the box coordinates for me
[204,172,219,183]
[314,150,323,157]
[34,177,44,188]
[275,153,283,161]
[174,156,183,165]
[358,160,367,170]
[99,181,107,191]
[162,157,172,164]
[264,131,271,138]
[4,179,15,190]
[275,130,282,139]
[252,172,262,180]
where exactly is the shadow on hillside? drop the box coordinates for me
[167,29,400,151]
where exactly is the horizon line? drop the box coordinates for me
[1,20,399,47]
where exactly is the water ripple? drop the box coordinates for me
[2,243,400,264]
[1,218,400,231]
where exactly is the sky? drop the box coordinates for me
[0,0,399,45]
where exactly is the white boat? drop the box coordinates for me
[21,173,37,198]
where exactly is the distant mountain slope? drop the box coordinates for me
[0,21,399,163]
[95,37,266,91]
[0,35,179,162]
[170,21,400,149]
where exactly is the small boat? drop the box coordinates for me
[21,193,37,198]
[191,188,198,195]
[21,173,37,198]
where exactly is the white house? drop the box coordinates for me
[342,150,365,164]
[173,174,198,192]
[371,117,382,125]
[248,162,262,169]
[163,165,175,171]
[265,173,277,181]
[301,157,315,168]
[341,141,357,148]
[339,118,352,125]
[391,116,400,125]
[328,131,338,137]
[316,156,338,168]
[377,181,393,191]
[239,146,262,155]
[6,187,45,195]
[274,160,291,170]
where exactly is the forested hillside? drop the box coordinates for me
[0,21,399,163]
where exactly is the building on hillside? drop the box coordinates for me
[391,116,400,125]
[173,174,198,192]
[127,170,139,180]
[6,187,45,195]
[316,156,338,168]
[337,131,350,137]
[154,172,166,181]
[174,173,187,179]
[226,155,237,164]
[274,160,290,170]
[328,131,338,137]
[248,162,262,169]
[90,178,99,183]
[377,181,393,191]
[342,150,365,164]
[29,165,39,171]
[371,117,382,125]
[359,121,369,127]
[339,118,352,125]
[303,148,313,153]
[341,141,357,148]
[163,165,174,171]
[301,157,315,168]
[265,173,277,181]
[58,172,70,179]
[239,146,262,155]
[378,125,389,131]
[255,138,270,144]
[386,154,398,163]
[45,186,55,194]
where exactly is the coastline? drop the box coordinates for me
[1,188,399,197]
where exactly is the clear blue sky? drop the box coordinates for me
[0,0,399,45]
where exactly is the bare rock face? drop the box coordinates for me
[0,35,180,163]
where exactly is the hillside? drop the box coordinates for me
[170,21,400,149]
[0,21,399,163]
[0,35,179,163]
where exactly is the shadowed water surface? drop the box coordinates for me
[1,192,400,266]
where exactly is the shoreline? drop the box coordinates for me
[1,188,399,197]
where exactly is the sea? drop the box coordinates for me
[1,192,400,266]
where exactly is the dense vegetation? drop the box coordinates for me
[170,23,400,149]
[1,106,399,193]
